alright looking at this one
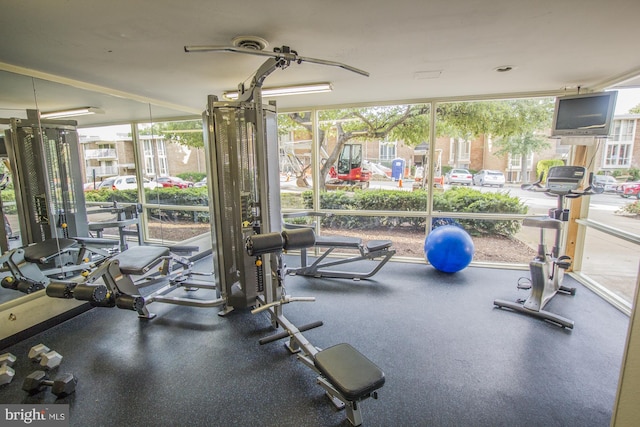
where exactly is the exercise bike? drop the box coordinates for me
[494,165,602,329]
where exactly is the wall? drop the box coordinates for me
[611,267,640,426]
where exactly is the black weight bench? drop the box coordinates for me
[0,237,117,294]
[314,343,385,426]
[47,244,222,319]
[289,234,396,280]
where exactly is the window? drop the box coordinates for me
[144,140,155,175]
[604,119,635,168]
[379,141,397,161]
[448,138,471,165]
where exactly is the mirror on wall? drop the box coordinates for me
[0,69,197,309]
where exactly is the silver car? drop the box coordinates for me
[473,170,505,187]
[445,169,473,186]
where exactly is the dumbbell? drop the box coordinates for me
[0,352,16,385]
[28,344,63,370]
[22,370,77,397]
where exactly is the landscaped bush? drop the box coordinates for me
[0,189,16,214]
[301,187,527,236]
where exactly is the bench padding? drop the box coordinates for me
[113,246,170,275]
[315,235,362,248]
[314,343,385,401]
[23,238,78,263]
[366,240,392,252]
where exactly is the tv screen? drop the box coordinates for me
[551,91,617,137]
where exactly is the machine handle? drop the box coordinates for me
[521,171,545,192]
[251,296,316,314]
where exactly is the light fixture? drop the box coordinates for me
[223,83,333,100]
[40,107,105,119]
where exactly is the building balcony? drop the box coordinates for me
[86,166,119,177]
[84,148,117,159]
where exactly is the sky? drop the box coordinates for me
[614,88,640,115]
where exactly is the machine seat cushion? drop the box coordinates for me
[523,217,562,230]
[315,235,362,248]
[314,343,385,401]
[23,238,78,264]
[113,246,170,275]
[366,240,392,252]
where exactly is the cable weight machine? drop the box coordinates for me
[198,44,384,425]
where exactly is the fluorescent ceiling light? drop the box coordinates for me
[40,107,104,119]
[224,83,332,100]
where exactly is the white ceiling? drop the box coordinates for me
[1,0,640,127]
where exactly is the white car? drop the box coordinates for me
[194,177,207,188]
[473,170,506,187]
[444,169,473,186]
[112,175,161,190]
[593,175,618,192]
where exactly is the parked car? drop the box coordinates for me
[593,175,618,192]
[617,181,640,198]
[83,181,102,191]
[153,176,194,188]
[112,175,161,190]
[473,170,505,187]
[444,169,473,186]
[194,177,207,188]
[97,177,117,190]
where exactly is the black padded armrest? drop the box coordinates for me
[23,238,78,264]
[112,246,170,275]
[314,343,385,401]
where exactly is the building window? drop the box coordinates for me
[144,140,155,175]
[157,140,168,176]
[379,141,396,161]
[449,138,471,166]
[604,119,635,168]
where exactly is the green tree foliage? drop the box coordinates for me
[139,120,204,148]
[629,103,640,114]
[536,159,565,182]
[282,98,554,189]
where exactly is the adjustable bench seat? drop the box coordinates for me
[112,245,170,275]
[290,235,395,280]
[315,235,362,248]
[314,343,385,426]
[23,238,78,264]
[366,240,393,252]
[314,343,385,400]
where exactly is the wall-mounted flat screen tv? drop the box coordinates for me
[551,91,617,137]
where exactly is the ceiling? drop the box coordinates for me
[1,0,640,127]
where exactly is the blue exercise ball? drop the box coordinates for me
[424,225,475,273]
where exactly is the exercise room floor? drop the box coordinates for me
[0,257,630,427]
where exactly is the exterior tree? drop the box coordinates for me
[282,98,554,189]
[483,99,554,183]
[630,103,640,114]
[155,120,204,149]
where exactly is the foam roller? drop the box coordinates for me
[73,284,109,303]
[245,232,284,256]
[281,228,315,250]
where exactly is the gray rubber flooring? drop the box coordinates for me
[0,256,629,426]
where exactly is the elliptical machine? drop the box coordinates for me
[494,165,602,329]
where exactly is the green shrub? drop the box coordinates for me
[536,159,565,182]
[301,187,526,236]
[616,200,640,216]
[177,172,206,183]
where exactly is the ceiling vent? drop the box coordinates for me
[231,36,269,51]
